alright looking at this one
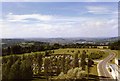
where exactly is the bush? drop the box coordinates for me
[89,52,102,59]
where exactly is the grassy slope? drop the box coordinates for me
[90,62,98,75]
[53,48,109,59]
[53,48,101,54]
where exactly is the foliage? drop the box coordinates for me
[2,42,60,56]
[80,50,87,70]
[89,52,102,60]
[2,53,43,80]
[74,53,79,67]
[55,67,85,80]
[20,58,33,80]
[8,59,21,80]
[109,40,120,50]
[88,59,94,67]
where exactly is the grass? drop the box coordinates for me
[99,50,109,60]
[1,51,45,58]
[90,62,98,75]
[88,62,99,81]
[114,50,120,58]
[83,62,99,80]
[32,79,46,81]
[53,48,109,59]
[118,51,120,58]
[84,62,98,75]
[111,50,120,56]
[117,51,120,59]
[53,48,102,54]
[108,50,120,64]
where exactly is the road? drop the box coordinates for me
[98,50,116,81]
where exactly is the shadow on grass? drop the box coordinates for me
[85,74,99,81]
[31,74,113,81]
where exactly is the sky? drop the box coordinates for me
[1,0,120,2]
[1,2,118,38]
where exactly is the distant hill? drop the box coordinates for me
[2,39,27,48]
[26,37,119,44]
[100,36,120,42]
[2,38,48,48]
[2,36,119,46]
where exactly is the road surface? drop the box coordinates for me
[98,50,116,81]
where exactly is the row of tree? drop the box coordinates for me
[2,43,60,56]
[2,53,43,81]
[2,49,97,81]
[2,41,109,56]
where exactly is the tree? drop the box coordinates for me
[109,40,120,50]
[11,45,23,54]
[88,59,94,67]
[37,54,43,74]
[44,57,50,81]
[53,43,61,49]
[45,51,51,56]
[7,47,11,55]
[81,50,86,70]
[61,55,65,73]
[20,58,33,80]
[74,53,79,67]
[2,63,10,80]
[8,59,21,80]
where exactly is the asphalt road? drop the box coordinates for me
[98,50,116,81]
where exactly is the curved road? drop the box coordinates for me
[98,50,116,81]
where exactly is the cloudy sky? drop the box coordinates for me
[1,2,118,38]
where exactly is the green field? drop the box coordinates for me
[2,48,110,60]
[84,62,99,80]
[53,48,102,54]
[111,50,120,58]
[119,51,120,58]
[52,48,109,59]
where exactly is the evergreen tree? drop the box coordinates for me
[74,53,79,67]
[2,63,9,80]
[44,57,50,81]
[20,59,33,80]
[7,47,11,55]
[81,50,86,70]
[8,59,21,80]
[37,54,43,74]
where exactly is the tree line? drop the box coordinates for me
[2,41,105,56]
[2,42,60,56]
[2,53,43,81]
[109,40,120,50]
